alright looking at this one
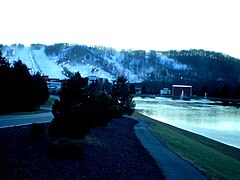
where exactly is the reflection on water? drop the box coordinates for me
[134,97,240,149]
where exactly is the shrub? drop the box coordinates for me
[93,92,113,127]
[48,138,84,160]
[49,73,94,139]
[0,53,49,114]
[48,115,93,139]
[108,105,123,119]
[110,76,135,116]
[30,123,45,140]
[48,73,135,139]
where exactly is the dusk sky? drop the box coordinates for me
[1,0,239,58]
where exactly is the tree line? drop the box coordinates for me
[0,51,49,114]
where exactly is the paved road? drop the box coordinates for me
[0,112,53,128]
[134,120,209,180]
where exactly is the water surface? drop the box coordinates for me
[134,97,240,149]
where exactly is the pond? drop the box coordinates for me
[134,97,240,149]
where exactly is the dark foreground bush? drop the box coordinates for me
[48,73,135,139]
[109,105,123,119]
[48,138,84,160]
[93,93,122,127]
[30,123,44,140]
[48,115,93,139]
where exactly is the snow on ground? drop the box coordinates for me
[63,63,114,80]
[10,47,33,70]
[104,52,142,82]
[7,46,117,80]
[4,46,142,82]
[5,47,66,79]
[32,48,66,79]
[158,55,188,70]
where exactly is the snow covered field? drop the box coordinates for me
[5,46,66,79]
[4,46,115,80]
[3,45,189,82]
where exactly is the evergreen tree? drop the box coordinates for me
[110,76,135,116]
[102,79,112,94]
[141,84,147,94]
[199,85,208,97]
[12,60,33,111]
[32,73,49,107]
[49,72,129,138]
[0,51,49,113]
[0,51,11,113]
[0,51,10,73]
[93,92,113,127]
[213,86,219,98]
[129,83,136,94]
[221,84,230,98]
[88,79,100,95]
[49,72,94,138]
[233,86,240,99]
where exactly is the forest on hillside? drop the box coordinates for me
[158,49,240,97]
[43,44,240,98]
[2,43,240,98]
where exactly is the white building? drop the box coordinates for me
[88,76,98,85]
[88,76,108,85]
[47,78,62,94]
[160,88,171,95]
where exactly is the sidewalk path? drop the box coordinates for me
[134,120,209,180]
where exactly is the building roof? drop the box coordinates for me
[172,85,192,88]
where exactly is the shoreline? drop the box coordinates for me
[135,112,240,149]
[133,96,240,149]
[131,111,240,180]
[134,119,208,180]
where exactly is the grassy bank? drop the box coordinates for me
[132,111,240,180]
[44,97,55,107]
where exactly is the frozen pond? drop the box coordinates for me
[134,97,240,149]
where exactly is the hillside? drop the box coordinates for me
[1,43,240,98]
[161,49,240,83]
[2,45,65,79]
[1,44,189,82]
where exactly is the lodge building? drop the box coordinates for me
[172,85,192,100]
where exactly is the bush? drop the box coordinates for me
[109,105,123,119]
[48,115,93,139]
[49,73,94,139]
[0,54,49,114]
[30,123,45,140]
[48,73,135,139]
[110,76,135,116]
[48,138,84,160]
[93,92,113,127]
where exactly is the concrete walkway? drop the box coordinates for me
[134,120,209,180]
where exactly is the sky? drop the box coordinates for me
[1,0,240,59]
